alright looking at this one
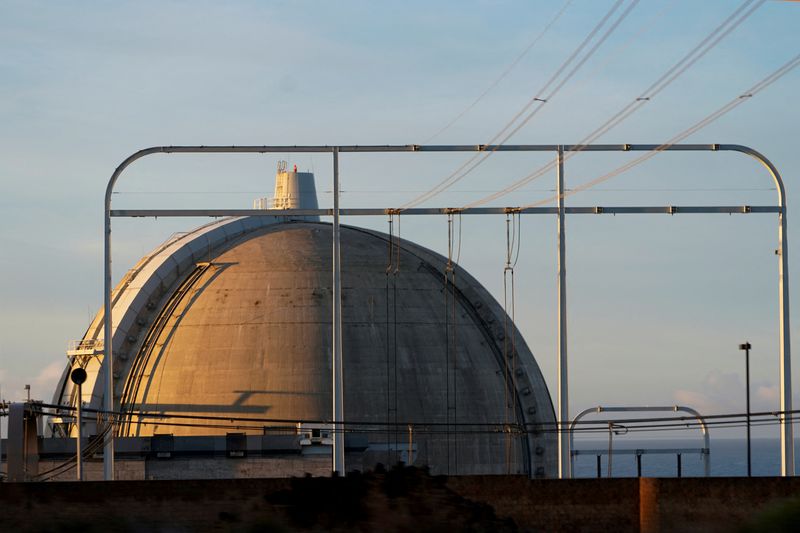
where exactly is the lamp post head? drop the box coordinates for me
[70,368,88,385]
[739,342,752,351]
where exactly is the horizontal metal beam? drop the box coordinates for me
[111,205,781,218]
[573,448,708,456]
[121,143,731,154]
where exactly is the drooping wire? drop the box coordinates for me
[502,212,523,473]
[463,0,765,209]
[511,214,521,471]
[565,1,678,100]
[524,51,800,208]
[31,421,112,481]
[441,212,462,474]
[444,212,458,474]
[502,215,511,472]
[452,212,461,473]
[422,0,574,144]
[21,400,800,431]
[404,0,633,209]
[443,214,452,473]
[455,212,463,266]
[394,213,401,275]
[401,0,638,209]
[18,401,800,444]
[386,211,401,463]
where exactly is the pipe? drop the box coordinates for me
[556,146,569,478]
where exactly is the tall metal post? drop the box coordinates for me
[76,381,83,481]
[778,209,794,476]
[556,145,570,479]
[607,422,613,478]
[103,198,114,481]
[739,342,752,477]
[746,344,752,477]
[734,145,794,476]
[332,147,346,475]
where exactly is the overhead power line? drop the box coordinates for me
[463,0,766,209]
[20,400,800,434]
[402,0,639,209]
[423,0,574,144]
[523,51,800,208]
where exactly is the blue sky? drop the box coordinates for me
[1,0,799,443]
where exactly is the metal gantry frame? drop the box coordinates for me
[102,143,792,480]
[569,405,711,478]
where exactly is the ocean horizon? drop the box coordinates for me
[571,437,800,478]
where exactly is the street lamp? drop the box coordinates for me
[739,342,752,477]
[70,367,88,481]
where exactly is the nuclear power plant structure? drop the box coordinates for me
[4,163,557,481]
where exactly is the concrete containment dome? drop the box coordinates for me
[51,217,556,476]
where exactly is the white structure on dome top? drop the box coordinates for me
[253,161,319,212]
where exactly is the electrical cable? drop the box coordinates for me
[423,0,574,144]
[401,0,638,209]
[444,214,454,473]
[19,400,800,429]
[562,1,678,100]
[502,215,511,472]
[463,0,765,209]
[452,213,460,474]
[20,415,800,444]
[385,214,393,466]
[524,51,800,208]
[32,424,112,481]
[502,212,523,473]
[17,400,800,463]
[393,214,400,464]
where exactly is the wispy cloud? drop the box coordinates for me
[674,370,795,416]
[0,359,64,403]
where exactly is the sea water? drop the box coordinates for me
[571,438,799,478]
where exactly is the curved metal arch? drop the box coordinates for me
[569,405,710,477]
[720,144,792,476]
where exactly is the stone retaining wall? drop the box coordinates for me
[3,469,800,532]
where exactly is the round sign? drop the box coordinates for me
[70,367,88,385]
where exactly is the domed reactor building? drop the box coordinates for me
[40,166,556,480]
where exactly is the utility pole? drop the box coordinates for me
[739,342,752,477]
[70,368,88,481]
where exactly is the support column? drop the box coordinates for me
[6,403,40,481]
[77,382,83,481]
[332,147,346,475]
[779,209,794,475]
[556,146,570,478]
[103,201,115,481]
[726,144,792,476]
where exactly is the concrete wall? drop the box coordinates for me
[23,451,368,482]
[3,472,800,532]
[37,456,333,482]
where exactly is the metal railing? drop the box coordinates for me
[569,405,711,477]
